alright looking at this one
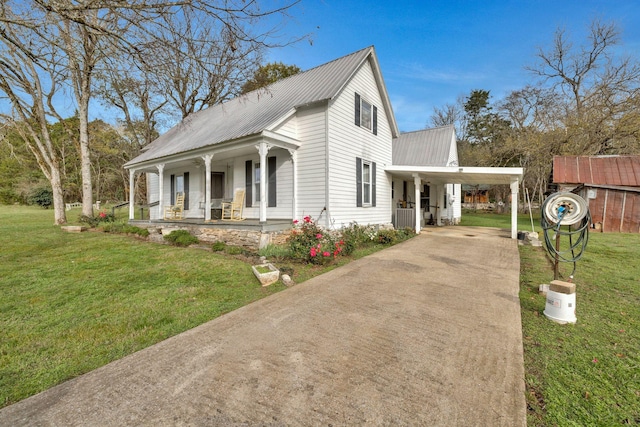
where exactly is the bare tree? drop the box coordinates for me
[429,95,468,142]
[527,19,640,155]
[0,8,69,224]
[527,20,620,115]
[141,10,265,120]
[1,0,302,220]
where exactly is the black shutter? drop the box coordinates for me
[268,156,277,207]
[372,105,378,135]
[355,93,361,127]
[170,174,175,204]
[371,162,376,207]
[183,172,189,209]
[356,157,362,207]
[245,160,252,207]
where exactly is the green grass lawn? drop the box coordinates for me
[465,210,640,426]
[3,206,638,425]
[0,205,291,407]
[0,205,403,408]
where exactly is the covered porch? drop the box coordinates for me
[386,165,524,239]
[124,131,301,224]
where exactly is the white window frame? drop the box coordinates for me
[175,174,184,199]
[360,98,373,131]
[362,160,372,206]
[253,162,261,203]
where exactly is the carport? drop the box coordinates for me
[386,165,524,238]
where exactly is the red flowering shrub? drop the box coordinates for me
[288,215,343,264]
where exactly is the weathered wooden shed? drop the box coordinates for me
[552,155,640,233]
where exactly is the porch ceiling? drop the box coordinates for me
[386,165,524,185]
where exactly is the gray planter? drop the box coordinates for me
[251,263,280,287]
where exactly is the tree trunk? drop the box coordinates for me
[79,109,93,218]
[51,167,67,225]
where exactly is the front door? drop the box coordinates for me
[211,172,224,199]
[211,172,224,219]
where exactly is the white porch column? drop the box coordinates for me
[203,154,213,221]
[128,169,135,220]
[436,185,443,226]
[288,149,298,221]
[510,178,519,239]
[413,174,422,234]
[257,142,271,223]
[157,164,165,220]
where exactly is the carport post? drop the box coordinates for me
[413,174,421,234]
[510,178,519,239]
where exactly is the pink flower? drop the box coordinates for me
[310,247,317,257]
[99,212,106,218]
[323,251,330,257]
[316,233,323,239]
[304,215,311,223]
[293,219,299,224]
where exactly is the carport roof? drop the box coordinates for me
[385,165,524,185]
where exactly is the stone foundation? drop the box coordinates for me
[140,223,291,250]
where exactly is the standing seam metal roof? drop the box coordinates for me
[125,47,374,167]
[392,125,455,167]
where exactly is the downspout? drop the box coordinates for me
[324,105,331,228]
[288,149,298,221]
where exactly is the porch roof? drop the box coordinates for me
[385,165,524,185]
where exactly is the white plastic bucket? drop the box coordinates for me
[544,290,577,324]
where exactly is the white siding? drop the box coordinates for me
[271,115,298,139]
[147,172,160,220]
[294,104,328,222]
[326,58,393,228]
[160,166,203,219]
[229,148,295,220]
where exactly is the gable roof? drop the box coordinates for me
[553,155,640,187]
[392,125,457,167]
[126,46,398,168]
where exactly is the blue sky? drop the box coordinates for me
[266,0,640,132]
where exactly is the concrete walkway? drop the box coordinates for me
[0,226,526,426]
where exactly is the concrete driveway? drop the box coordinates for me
[0,226,526,426]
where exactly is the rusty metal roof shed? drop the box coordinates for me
[553,155,640,187]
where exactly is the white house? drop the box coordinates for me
[124,46,523,240]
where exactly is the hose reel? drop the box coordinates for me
[540,192,590,279]
[542,192,589,226]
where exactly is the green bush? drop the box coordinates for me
[163,229,199,247]
[340,222,377,254]
[79,210,115,228]
[211,241,226,252]
[258,244,291,258]
[288,215,344,264]
[376,228,397,244]
[28,187,53,209]
[100,222,149,237]
[223,245,244,255]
